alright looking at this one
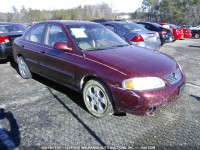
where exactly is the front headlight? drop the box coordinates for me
[122,77,165,91]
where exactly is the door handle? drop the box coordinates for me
[40,51,45,54]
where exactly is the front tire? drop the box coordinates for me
[83,79,114,118]
[18,56,32,79]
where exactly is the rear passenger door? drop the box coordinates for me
[41,24,76,87]
[21,24,46,73]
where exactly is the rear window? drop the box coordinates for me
[122,23,147,32]
[151,23,162,28]
[0,24,26,33]
[169,24,177,29]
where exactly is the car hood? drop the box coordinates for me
[84,45,178,78]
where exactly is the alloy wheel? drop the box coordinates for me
[85,85,108,114]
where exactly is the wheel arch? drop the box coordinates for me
[80,75,109,91]
[15,53,23,63]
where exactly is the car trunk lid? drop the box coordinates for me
[0,33,23,46]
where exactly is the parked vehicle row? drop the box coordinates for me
[0,20,197,61]
[12,20,186,118]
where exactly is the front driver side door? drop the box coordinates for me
[40,24,76,88]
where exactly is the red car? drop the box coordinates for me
[157,23,183,41]
[180,27,192,38]
[13,21,186,117]
[177,27,184,39]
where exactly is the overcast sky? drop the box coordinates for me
[0,0,142,13]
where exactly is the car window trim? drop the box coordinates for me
[24,23,46,44]
[104,24,117,33]
[43,23,68,48]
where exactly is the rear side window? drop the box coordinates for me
[116,26,127,36]
[104,24,115,32]
[145,24,158,31]
[44,25,68,46]
[29,24,45,43]
[137,23,145,28]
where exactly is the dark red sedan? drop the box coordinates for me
[13,21,186,117]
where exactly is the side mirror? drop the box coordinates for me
[53,42,72,52]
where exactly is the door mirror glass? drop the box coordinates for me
[53,42,72,52]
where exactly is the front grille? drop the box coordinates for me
[165,69,182,84]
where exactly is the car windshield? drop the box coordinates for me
[0,24,26,33]
[66,24,129,51]
[122,23,147,32]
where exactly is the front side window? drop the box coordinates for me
[44,25,68,46]
[29,24,45,43]
[66,24,129,51]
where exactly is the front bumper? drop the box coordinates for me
[174,33,183,40]
[184,33,192,38]
[109,72,186,116]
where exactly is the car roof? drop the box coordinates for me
[137,22,162,27]
[102,21,135,25]
[37,20,99,26]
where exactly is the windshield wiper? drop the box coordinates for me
[84,45,129,51]
[84,47,107,51]
[107,44,129,49]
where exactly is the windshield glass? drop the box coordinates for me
[66,24,129,51]
[122,23,147,32]
[0,24,26,33]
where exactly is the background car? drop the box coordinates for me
[157,23,183,41]
[90,19,112,23]
[177,25,192,38]
[191,29,200,38]
[0,22,26,60]
[190,25,200,30]
[99,21,161,51]
[13,20,186,118]
[137,22,173,45]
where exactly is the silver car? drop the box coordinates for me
[101,21,161,51]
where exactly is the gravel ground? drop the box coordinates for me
[0,38,199,150]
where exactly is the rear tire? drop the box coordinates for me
[18,56,32,79]
[83,79,114,118]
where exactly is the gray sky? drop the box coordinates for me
[0,0,142,13]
